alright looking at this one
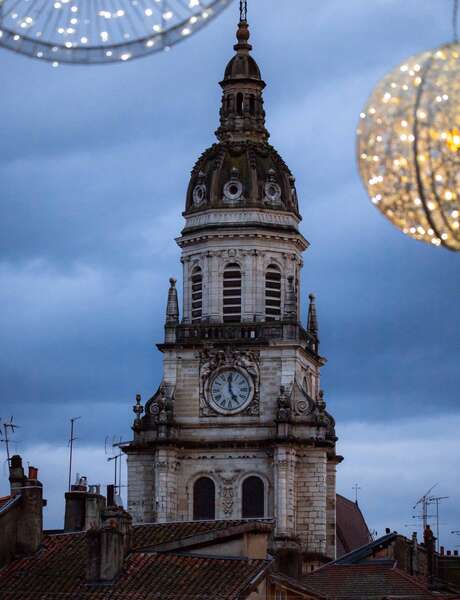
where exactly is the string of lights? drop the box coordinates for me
[0,0,233,65]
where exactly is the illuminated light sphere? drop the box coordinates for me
[357,44,460,251]
[0,0,232,65]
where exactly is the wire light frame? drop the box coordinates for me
[357,6,460,251]
[0,0,233,65]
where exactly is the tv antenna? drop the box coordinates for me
[67,417,81,492]
[352,483,362,504]
[0,417,20,466]
[413,484,449,551]
[105,435,126,505]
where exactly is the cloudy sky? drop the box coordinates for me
[0,0,459,548]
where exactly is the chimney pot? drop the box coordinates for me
[454,550,459,557]
[441,546,445,556]
[28,466,38,480]
[107,484,115,507]
[447,550,452,556]
[385,528,391,534]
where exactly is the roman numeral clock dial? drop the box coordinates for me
[209,369,253,415]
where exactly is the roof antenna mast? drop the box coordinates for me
[67,417,81,492]
[240,0,247,22]
[0,417,20,466]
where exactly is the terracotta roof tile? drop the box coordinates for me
[0,495,11,508]
[302,563,437,599]
[132,519,273,550]
[0,530,271,599]
[336,495,372,557]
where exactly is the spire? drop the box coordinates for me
[166,278,179,325]
[215,3,269,143]
[307,293,319,339]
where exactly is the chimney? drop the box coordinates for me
[454,550,459,557]
[385,528,391,534]
[86,506,132,584]
[440,546,445,556]
[64,475,106,532]
[447,550,452,557]
[9,455,44,556]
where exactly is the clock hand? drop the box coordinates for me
[227,373,237,403]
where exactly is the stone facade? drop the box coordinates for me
[123,14,341,573]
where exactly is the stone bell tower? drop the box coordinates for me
[124,8,341,575]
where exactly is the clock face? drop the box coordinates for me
[210,369,252,414]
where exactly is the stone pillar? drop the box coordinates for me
[127,453,155,524]
[295,450,327,556]
[155,447,179,523]
[208,252,221,323]
[274,446,297,538]
[326,460,337,560]
[182,257,191,324]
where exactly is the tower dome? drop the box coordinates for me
[183,15,301,232]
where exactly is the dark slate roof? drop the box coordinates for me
[336,494,372,557]
[133,519,274,551]
[0,494,20,515]
[333,532,399,565]
[302,563,438,600]
[0,530,271,599]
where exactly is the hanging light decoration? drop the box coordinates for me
[0,0,232,65]
[357,3,460,251]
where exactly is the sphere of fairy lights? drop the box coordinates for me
[0,0,232,65]
[357,43,460,251]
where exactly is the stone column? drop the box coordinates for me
[274,446,297,538]
[127,453,155,524]
[326,460,337,560]
[295,450,327,556]
[155,447,179,523]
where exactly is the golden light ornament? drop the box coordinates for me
[357,44,460,251]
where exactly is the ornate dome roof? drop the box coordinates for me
[183,16,301,227]
[185,140,300,218]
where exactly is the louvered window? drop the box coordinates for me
[223,263,242,323]
[191,266,203,323]
[242,476,265,519]
[193,477,215,521]
[265,265,282,321]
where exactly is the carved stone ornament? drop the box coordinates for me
[215,471,241,516]
[193,172,207,207]
[223,167,244,204]
[144,382,176,427]
[199,349,260,417]
[264,168,282,206]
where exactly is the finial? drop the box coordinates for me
[307,293,319,339]
[235,0,251,53]
[166,277,179,324]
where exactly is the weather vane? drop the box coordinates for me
[240,0,248,22]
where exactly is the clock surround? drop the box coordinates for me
[208,366,254,415]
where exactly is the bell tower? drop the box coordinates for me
[124,6,341,576]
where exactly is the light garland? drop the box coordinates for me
[357,43,460,251]
[0,0,232,65]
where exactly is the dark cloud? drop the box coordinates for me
[0,0,459,539]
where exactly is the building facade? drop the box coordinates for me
[124,13,341,572]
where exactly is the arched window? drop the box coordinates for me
[193,477,215,521]
[223,263,242,323]
[265,265,282,321]
[236,92,244,116]
[191,266,203,323]
[249,95,256,116]
[242,476,265,519]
